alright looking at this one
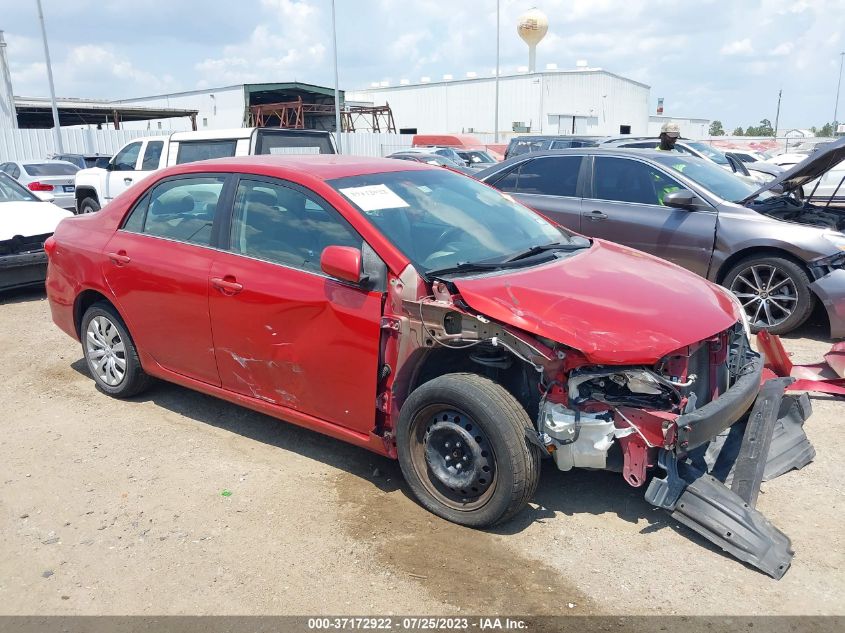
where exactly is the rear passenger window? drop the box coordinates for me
[228,179,361,275]
[514,156,581,197]
[176,140,237,165]
[121,176,225,245]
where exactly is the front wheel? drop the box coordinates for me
[396,373,541,528]
[723,255,814,335]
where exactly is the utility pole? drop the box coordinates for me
[834,52,844,137]
[330,0,342,153]
[36,0,63,153]
[773,89,782,139]
[494,0,500,143]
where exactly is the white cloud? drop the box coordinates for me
[769,41,794,56]
[9,43,176,97]
[195,0,327,86]
[720,38,755,56]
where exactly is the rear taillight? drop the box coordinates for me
[28,182,54,191]
[44,236,57,257]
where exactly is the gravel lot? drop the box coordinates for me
[1,288,843,616]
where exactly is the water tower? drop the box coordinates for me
[517,7,548,73]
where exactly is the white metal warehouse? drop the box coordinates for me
[347,68,651,137]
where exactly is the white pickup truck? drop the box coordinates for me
[73,127,336,214]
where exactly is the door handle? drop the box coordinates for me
[123,177,133,185]
[211,276,244,295]
[586,210,608,221]
[107,251,131,265]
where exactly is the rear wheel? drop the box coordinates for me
[80,302,151,398]
[78,196,100,214]
[396,373,541,527]
[723,255,814,335]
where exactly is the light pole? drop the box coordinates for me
[35,0,63,152]
[494,0,500,143]
[331,0,342,153]
[834,51,844,137]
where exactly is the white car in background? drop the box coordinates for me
[0,160,79,211]
[0,172,72,291]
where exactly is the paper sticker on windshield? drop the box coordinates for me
[339,184,409,211]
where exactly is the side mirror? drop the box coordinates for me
[321,245,366,284]
[663,189,696,209]
[34,191,56,203]
[106,162,115,171]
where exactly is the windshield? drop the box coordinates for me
[684,141,729,166]
[652,154,770,203]
[329,169,581,274]
[458,151,496,164]
[0,172,39,202]
[22,162,79,176]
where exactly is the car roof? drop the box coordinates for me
[161,154,435,180]
[509,135,603,142]
[475,147,709,178]
[18,159,79,165]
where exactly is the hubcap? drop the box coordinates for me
[85,316,127,386]
[730,264,798,329]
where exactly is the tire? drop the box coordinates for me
[80,301,151,398]
[723,255,814,335]
[396,373,541,528]
[78,196,100,214]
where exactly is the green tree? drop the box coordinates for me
[709,120,725,136]
[732,127,745,136]
[818,122,834,137]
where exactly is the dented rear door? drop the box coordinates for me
[207,176,383,435]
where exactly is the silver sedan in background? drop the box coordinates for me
[0,160,79,211]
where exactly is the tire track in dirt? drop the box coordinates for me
[335,465,595,616]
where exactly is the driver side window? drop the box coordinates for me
[111,142,142,172]
[593,157,683,206]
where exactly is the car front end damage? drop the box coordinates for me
[382,273,815,578]
[0,232,52,292]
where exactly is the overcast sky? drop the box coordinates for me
[2,0,843,130]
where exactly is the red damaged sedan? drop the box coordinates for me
[45,156,814,578]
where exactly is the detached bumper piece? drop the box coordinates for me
[645,378,814,579]
[757,330,845,397]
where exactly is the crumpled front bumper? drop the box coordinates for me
[646,377,815,579]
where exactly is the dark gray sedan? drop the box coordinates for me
[476,140,845,336]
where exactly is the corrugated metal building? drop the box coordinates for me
[114,82,344,132]
[347,69,650,137]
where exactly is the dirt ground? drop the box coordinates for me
[0,288,843,616]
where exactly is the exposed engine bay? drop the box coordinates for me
[749,195,845,231]
[383,278,814,578]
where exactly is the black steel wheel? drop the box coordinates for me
[397,373,540,527]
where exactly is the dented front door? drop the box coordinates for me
[207,251,383,433]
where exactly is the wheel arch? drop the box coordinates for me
[404,346,541,423]
[74,289,121,338]
[715,246,814,285]
[75,186,100,211]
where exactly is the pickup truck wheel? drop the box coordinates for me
[397,373,541,528]
[79,196,100,214]
[80,302,151,398]
[723,255,814,335]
